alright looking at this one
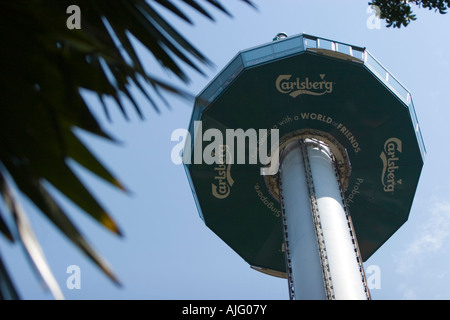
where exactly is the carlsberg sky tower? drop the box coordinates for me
[184,33,425,299]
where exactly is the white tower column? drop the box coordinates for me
[279,139,369,300]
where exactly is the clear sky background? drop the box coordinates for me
[1,0,450,300]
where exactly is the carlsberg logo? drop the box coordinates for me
[212,145,234,199]
[276,74,334,97]
[380,137,402,193]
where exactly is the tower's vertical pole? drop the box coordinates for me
[279,139,369,300]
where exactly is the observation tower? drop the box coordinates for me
[183,33,425,299]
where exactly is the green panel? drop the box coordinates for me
[185,36,424,274]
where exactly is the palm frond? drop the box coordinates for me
[0,172,64,300]
[0,254,20,300]
[0,0,254,299]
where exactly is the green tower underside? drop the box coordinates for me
[184,33,425,276]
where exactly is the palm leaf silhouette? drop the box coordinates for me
[0,0,255,299]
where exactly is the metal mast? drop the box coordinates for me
[279,139,370,299]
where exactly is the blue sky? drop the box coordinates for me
[1,0,450,300]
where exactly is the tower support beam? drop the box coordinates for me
[279,139,369,300]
